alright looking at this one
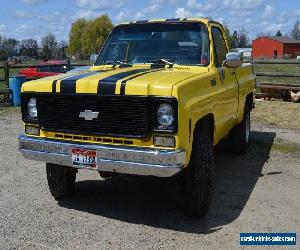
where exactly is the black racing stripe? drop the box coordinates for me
[52,74,79,93]
[52,80,58,93]
[60,71,104,93]
[120,69,161,95]
[52,76,79,93]
[166,18,180,22]
[97,69,150,95]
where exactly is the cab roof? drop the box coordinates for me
[117,17,219,26]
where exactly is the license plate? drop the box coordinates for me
[72,148,97,169]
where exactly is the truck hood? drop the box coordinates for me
[22,66,208,96]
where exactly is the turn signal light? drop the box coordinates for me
[153,136,175,147]
[25,125,40,136]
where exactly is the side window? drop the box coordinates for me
[212,27,228,67]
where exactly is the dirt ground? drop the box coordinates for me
[0,103,299,249]
[252,99,300,132]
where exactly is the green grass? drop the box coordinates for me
[0,68,20,89]
[0,60,91,88]
[256,76,300,85]
[253,63,300,85]
[253,63,300,73]
[0,61,29,88]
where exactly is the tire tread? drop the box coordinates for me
[46,163,76,200]
[183,129,214,217]
[229,105,251,155]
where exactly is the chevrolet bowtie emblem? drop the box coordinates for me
[79,110,99,121]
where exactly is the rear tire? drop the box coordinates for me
[182,130,214,218]
[229,105,251,155]
[46,163,77,200]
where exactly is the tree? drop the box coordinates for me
[237,27,249,48]
[68,18,87,59]
[223,25,232,49]
[231,30,239,48]
[276,30,282,36]
[68,15,113,59]
[256,32,271,38]
[0,35,4,60]
[81,15,114,58]
[57,40,68,59]
[41,33,58,59]
[230,28,250,48]
[19,39,38,58]
[291,20,300,40]
[2,38,19,58]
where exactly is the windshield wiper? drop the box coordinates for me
[148,58,174,68]
[114,60,132,68]
[115,60,132,67]
[104,60,132,68]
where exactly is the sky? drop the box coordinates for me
[0,0,299,44]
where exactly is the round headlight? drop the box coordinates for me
[157,103,174,128]
[27,97,37,118]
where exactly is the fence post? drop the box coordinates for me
[67,58,71,71]
[4,62,9,88]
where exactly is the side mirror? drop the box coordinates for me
[90,54,98,64]
[224,52,243,68]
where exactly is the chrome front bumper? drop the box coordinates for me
[18,135,186,177]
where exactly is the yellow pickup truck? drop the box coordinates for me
[19,18,255,217]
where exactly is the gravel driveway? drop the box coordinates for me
[0,110,299,249]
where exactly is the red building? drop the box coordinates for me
[252,36,300,59]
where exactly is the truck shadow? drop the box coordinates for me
[58,130,275,234]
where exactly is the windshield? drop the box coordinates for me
[96,22,210,66]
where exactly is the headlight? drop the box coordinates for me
[27,97,37,118]
[157,103,174,128]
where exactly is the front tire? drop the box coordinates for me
[229,106,251,155]
[46,163,77,200]
[182,130,214,218]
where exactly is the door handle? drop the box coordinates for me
[211,78,217,86]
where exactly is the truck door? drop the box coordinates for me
[211,25,239,138]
